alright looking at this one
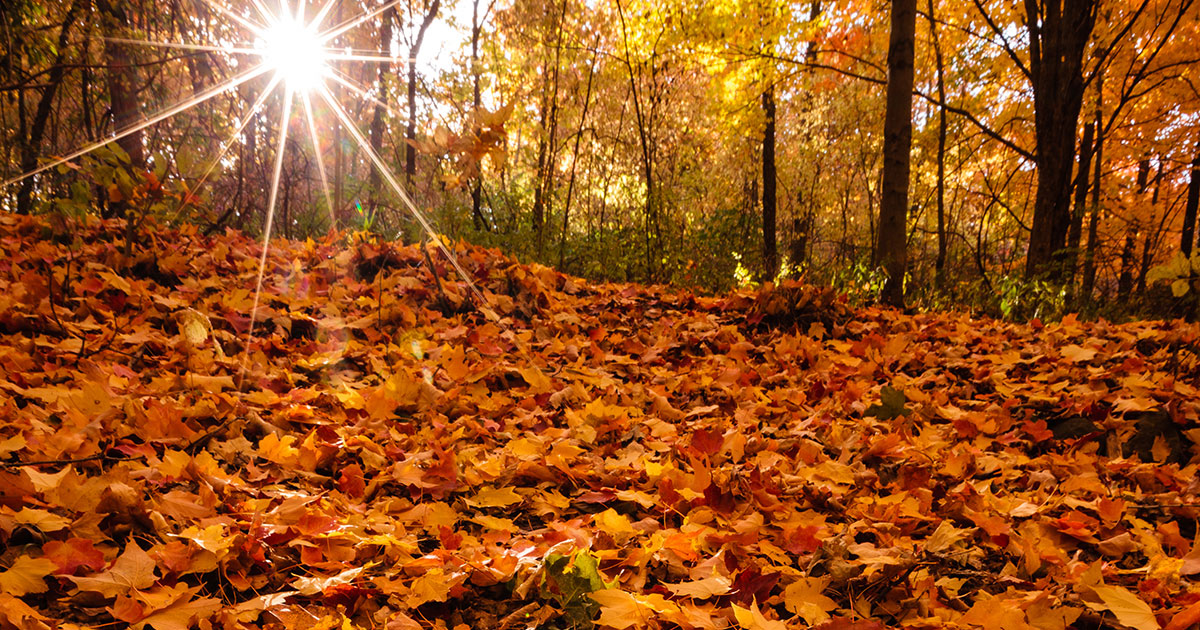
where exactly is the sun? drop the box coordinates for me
[0,0,495,364]
[260,10,328,92]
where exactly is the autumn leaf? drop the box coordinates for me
[68,542,158,598]
[783,577,838,624]
[42,537,107,574]
[665,574,732,599]
[591,589,680,629]
[0,555,56,596]
[732,601,788,630]
[1089,586,1160,630]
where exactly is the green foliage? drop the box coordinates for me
[1147,251,1200,297]
[994,274,1066,321]
[866,385,910,420]
[826,256,888,305]
[540,551,614,627]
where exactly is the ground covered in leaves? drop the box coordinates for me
[1,213,1199,630]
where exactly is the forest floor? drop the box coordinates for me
[1,213,1199,630]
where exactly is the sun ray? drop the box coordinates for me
[299,91,337,230]
[243,86,296,369]
[196,0,268,37]
[327,69,403,118]
[316,85,490,308]
[167,75,283,223]
[317,0,404,45]
[325,52,406,64]
[1,64,270,189]
[307,0,339,34]
[102,36,261,55]
[248,0,279,25]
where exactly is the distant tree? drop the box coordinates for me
[876,0,916,307]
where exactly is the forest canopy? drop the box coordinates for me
[1,0,1200,314]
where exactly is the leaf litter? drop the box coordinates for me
[0,213,1198,630]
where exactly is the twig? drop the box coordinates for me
[422,238,454,314]
[185,417,236,454]
[0,451,136,469]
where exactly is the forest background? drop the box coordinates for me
[2,0,1200,320]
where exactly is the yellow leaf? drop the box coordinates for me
[595,509,636,541]
[406,569,453,607]
[132,594,222,630]
[292,566,366,596]
[467,485,523,508]
[591,589,679,629]
[1090,586,1160,630]
[664,575,731,599]
[925,520,975,553]
[1171,279,1190,297]
[783,577,837,624]
[175,308,211,345]
[10,507,70,532]
[68,542,158,598]
[732,601,788,630]
[1061,344,1097,363]
[0,555,56,595]
[471,515,518,532]
[519,366,552,393]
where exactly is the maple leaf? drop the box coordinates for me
[1088,586,1160,630]
[467,485,524,508]
[292,565,366,596]
[960,595,1036,630]
[665,574,732,599]
[133,593,222,630]
[0,555,56,596]
[865,386,909,420]
[591,589,680,629]
[68,542,158,598]
[732,601,788,630]
[42,537,107,574]
[783,577,838,625]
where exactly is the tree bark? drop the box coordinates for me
[15,0,82,215]
[876,0,917,307]
[97,0,145,171]
[1080,87,1103,303]
[405,0,442,185]
[1023,0,1098,280]
[1182,134,1200,257]
[1065,120,1094,280]
[368,7,396,214]
[926,0,948,289]
[762,85,778,280]
[470,0,487,231]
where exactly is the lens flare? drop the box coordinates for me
[261,13,327,91]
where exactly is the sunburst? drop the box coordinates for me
[1,0,494,378]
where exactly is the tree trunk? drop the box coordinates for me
[1065,120,1094,280]
[405,0,442,185]
[97,0,145,171]
[1080,88,1103,303]
[470,0,486,231]
[1023,0,1098,280]
[1117,226,1136,300]
[762,85,778,280]
[1182,134,1200,257]
[15,0,82,214]
[368,8,396,214]
[876,0,916,308]
[927,0,948,289]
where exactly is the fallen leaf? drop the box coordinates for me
[0,555,56,595]
[1090,586,1160,630]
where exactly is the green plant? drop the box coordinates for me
[1147,251,1200,297]
[540,550,614,627]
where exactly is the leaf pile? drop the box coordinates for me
[1,213,1199,630]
